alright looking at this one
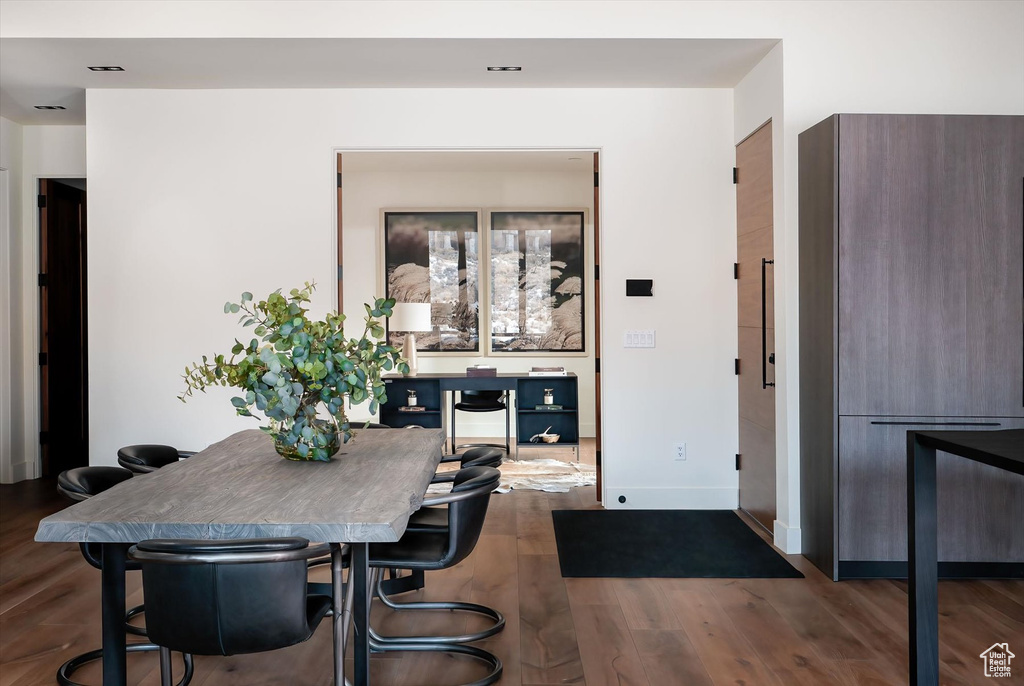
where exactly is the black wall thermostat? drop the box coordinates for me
[626,279,653,297]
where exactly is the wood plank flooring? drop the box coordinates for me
[2,449,1022,685]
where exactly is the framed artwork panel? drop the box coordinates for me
[382,210,482,353]
[487,210,586,354]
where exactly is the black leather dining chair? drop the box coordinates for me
[117,444,195,473]
[55,466,194,686]
[451,390,511,454]
[128,537,332,686]
[367,465,504,685]
[405,447,505,534]
[439,446,505,470]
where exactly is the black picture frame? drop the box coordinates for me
[487,210,585,354]
[383,210,481,352]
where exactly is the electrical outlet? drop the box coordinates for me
[674,442,687,461]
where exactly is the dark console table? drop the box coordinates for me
[380,372,579,459]
[907,429,1024,685]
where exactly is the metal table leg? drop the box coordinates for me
[352,542,370,686]
[331,543,346,686]
[100,543,129,686]
[908,432,939,686]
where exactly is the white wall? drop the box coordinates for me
[0,117,23,482]
[9,125,87,481]
[0,120,86,482]
[86,87,739,508]
[342,167,597,438]
[5,0,1023,549]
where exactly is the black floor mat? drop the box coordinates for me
[552,509,803,578]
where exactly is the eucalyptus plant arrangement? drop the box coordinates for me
[179,282,408,461]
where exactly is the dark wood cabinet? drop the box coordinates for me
[838,416,1024,564]
[799,114,1024,579]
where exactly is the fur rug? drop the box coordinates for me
[429,457,597,494]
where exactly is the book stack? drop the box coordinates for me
[529,366,567,377]
[534,404,564,411]
[399,406,426,412]
[466,364,497,377]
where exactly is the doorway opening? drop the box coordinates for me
[335,149,604,501]
[38,178,88,477]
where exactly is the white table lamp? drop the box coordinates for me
[389,303,432,377]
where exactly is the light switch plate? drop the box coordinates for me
[623,330,656,348]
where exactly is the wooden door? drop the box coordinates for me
[736,121,776,532]
[39,179,88,476]
[838,114,1024,417]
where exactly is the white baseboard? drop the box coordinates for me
[604,487,738,510]
[773,519,802,554]
[4,460,37,484]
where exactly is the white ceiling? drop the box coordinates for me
[0,37,778,124]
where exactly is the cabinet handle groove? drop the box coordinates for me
[869,421,1001,426]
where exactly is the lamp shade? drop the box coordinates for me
[389,302,433,332]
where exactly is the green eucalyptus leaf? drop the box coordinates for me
[182,284,405,461]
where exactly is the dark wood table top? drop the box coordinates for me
[912,429,1024,475]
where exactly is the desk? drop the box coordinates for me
[35,428,445,686]
[380,373,580,459]
[907,429,1024,685]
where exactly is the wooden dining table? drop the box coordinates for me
[34,427,446,686]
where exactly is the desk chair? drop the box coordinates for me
[451,390,510,455]
[117,444,195,473]
[129,538,332,686]
[367,466,504,686]
[55,467,194,686]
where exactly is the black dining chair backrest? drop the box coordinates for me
[117,445,182,473]
[456,390,504,409]
[443,466,500,566]
[130,538,331,656]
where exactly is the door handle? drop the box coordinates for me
[761,257,775,389]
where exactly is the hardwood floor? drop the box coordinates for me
[2,448,1021,685]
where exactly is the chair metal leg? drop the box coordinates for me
[368,571,505,645]
[160,646,173,686]
[125,602,147,636]
[505,401,510,454]
[451,392,457,455]
[368,638,502,686]
[57,644,193,686]
[365,570,501,685]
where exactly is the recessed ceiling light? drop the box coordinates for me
[34,105,66,110]
[88,66,124,71]
[487,66,522,72]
